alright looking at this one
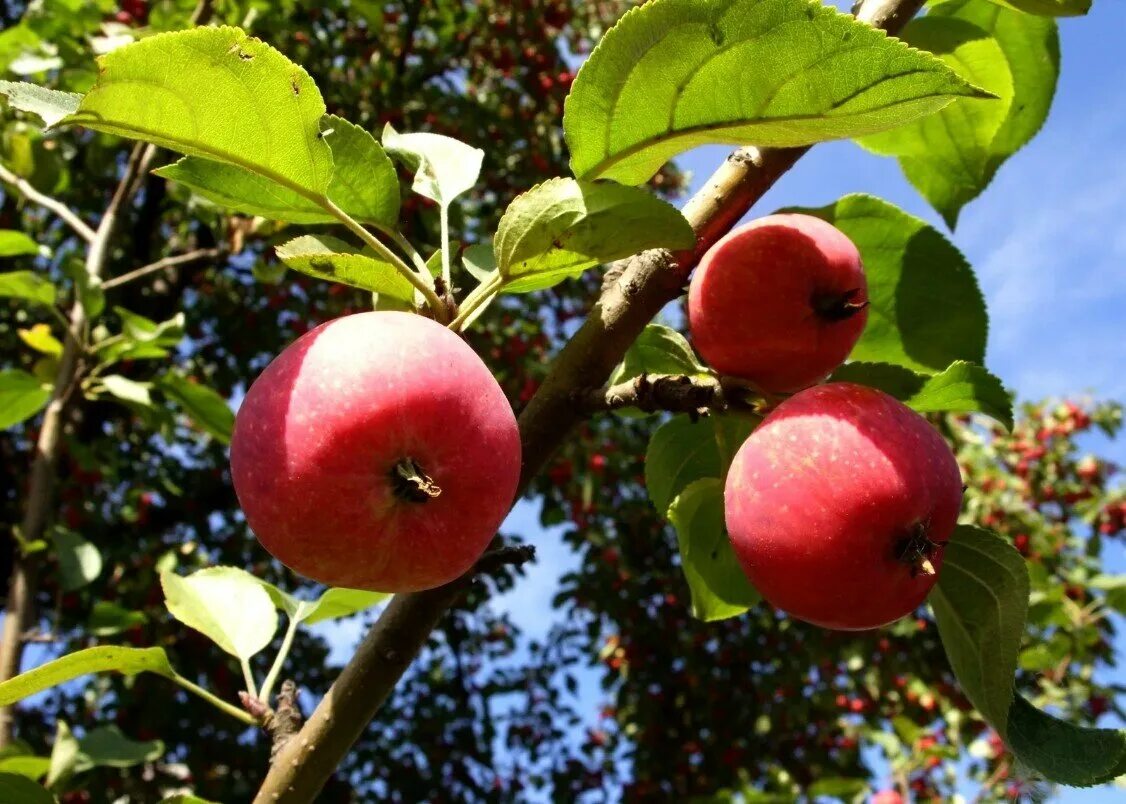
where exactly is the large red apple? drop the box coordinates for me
[230,311,521,592]
[688,213,868,392]
[724,383,963,630]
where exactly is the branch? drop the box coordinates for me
[576,373,771,417]
[251,0,926,797]
[101,247,223,291]
[0,162,97,244]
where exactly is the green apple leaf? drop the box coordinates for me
[645,413,755,516]
[494,178,694,288]
[154,159,330,224]
[157,373,234,444]
[275,235,415,301]
[564,0,990,184]
[791,194,986,374]
[0,772,54,804]
[0,369,50,430]
[0,80,80,126]
[88,602,148,637]
[832,360,1013,430]
[113,308,184,345]
[983,0,1089,16]
[18,325,62,357]
[0,271,56,307]
[462,244,497,283]
[0,230,41,258]
[930,525,1027,737]
[610,324,705,385]
[668,478,759,622]
[382,124,483,207]
[0,647,179,706]
[99,375,152,408]
[60,28,332,202]
[297,588,391,626]
[72,726,163,773]
[52,531,103,592]
[1006,695,1126,786]
[161,567,278,661]
[859,5,1058,228]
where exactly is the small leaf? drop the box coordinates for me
[610,324,705,385]
[668,478,759,622]
[564,0,988,184]
[791,195,986,373]
[113,307,184,345]
[45,721,78,789]
[18,325,62,357]
[382,124,483,206]
[298,588,391,626]
[0,230,41,258]
[321,115,400,229]
[0,754,50,781]
[494,178,694,288]
[0,369,50,430]
[157,373,234,444]
[0,772,54,803]
[99,375,152,407]
[161,567,277,661]
[462,244,497,283]
[74,726,163,772]
[0,647,178,707]
[930,525,1028,737]
[983,0,1089,16]
[88,602,147,637]
[52,531,102,592]
[0,271,56,307]
[0,80,81,126]
[807,778,869,798]
[274,235,415,301]
[645,414,755,515]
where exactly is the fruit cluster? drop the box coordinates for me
[688,215,964,630]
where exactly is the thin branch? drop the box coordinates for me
[251,0,926,797]
[101,247,223,290]
[0,162,97,243]
[575,373,771,416]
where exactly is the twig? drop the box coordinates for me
[101,247,223,290]
[251,0,927,797]
[575,373,771,416]
[0,162,97,243]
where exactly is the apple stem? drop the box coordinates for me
[812,287,869,322]
[391,457,442,503]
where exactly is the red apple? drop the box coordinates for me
[871,790,903,804]
[724,383,963,630]
[688,214,867,392]
[230,312,521,592]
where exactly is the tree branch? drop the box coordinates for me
[251,0,926,797]
[576,373,771,417]
[101,247,224,291]
[0,162,97,244]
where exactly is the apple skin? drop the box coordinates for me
[724,383,963,630]
[230,311,521,592]
[688,213,868,392]
[870,792,904,804]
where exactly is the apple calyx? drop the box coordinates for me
[391,457,442,503]
[812,287,869,322]
[894,520,944,578]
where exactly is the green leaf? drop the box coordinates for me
[0,370,50,430]
[157,373,234,444]
[563,0,989,184]
[0,271,56,307]
[859,5,1058,227]
[0,754,49,781]
[0,230,41,258]
[0,773,54,804]
[493,178,694,288]
[161,567,277,660]
[99,375,152,407]
[160,797,219,804]
[982,0,1089,16]
[87,601,147,637]
[462,244,497,283]
[1006,694,1126,786]
[297,588,391,626]
[930,525,1028,736]
[792,194,986,373]
[274,235,415,300]
[807,778,869,798]
[610,324,705,385]
[73,726,163,772]
[113,307,184,345]
[382,123,483,206]
[668,478,759,622]
[0,647,178,707]
[645,413,755,515]
[831,360,1013,429]
[18,325,62,357]
[155,116,400,228]
[52,531,102,592]
[0,81,81,127]
[61,28,332,202]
